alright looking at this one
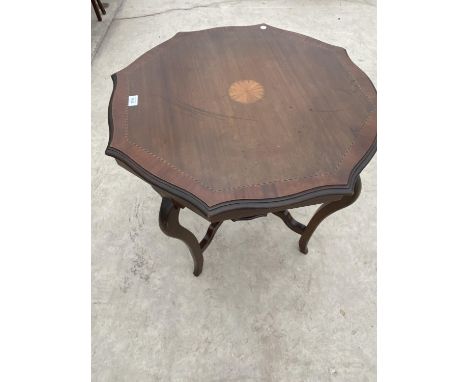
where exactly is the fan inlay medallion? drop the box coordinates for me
[106,25,377,276]
[228,80,264,104]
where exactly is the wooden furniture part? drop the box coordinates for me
[106,24,377,276]
[91,0,106,22]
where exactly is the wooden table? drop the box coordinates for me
[106,25,377,276]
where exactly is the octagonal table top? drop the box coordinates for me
[106,24,376,218]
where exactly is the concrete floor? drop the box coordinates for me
[92,1,376,381]
[91,0,125,60]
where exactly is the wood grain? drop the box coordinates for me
[106,24,377,217]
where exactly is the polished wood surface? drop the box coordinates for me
[107,25,376,276]
[107,24,376,217]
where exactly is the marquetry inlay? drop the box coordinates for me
[228,80,264,104]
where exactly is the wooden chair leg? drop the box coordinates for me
[91,0,102,21]
[96,0,106,15]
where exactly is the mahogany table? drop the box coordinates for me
[106,24,377,276]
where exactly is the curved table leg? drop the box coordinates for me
[299,176,362,254]
[200,221,223,252]
[159,197,204,276]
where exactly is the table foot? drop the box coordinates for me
[158,197,223,276]
[299,176,362,254]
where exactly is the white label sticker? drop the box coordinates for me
[128,95,138,106]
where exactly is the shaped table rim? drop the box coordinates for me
[105,26,377,221]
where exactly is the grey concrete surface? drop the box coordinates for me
[92,0,124,60]
[92,1,376,381]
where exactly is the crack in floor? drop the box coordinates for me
[115,0,241,21]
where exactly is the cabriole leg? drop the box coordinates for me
[159,197,204,276]
[299,176,362,254]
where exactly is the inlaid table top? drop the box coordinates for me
[106,24,376,220]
